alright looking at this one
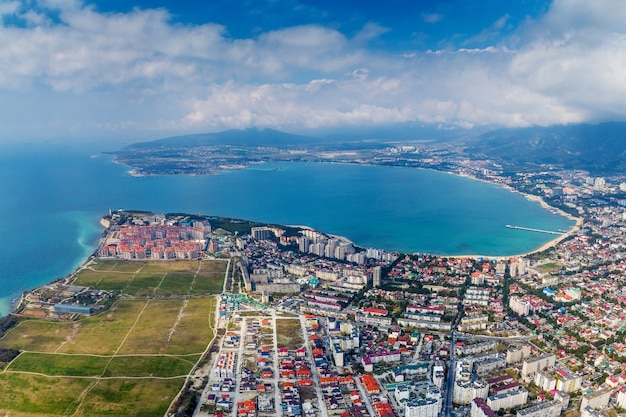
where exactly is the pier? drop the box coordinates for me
[505,225,563,235]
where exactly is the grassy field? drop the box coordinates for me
[59,300,149,355]
[73,259,227,296]
[276,318,304,350]
[164,297,216,355]
[75,379,182,417]
[536,262,564,272]
[0,373,92,416]
[8,352,109,376]
[104,355,197,378]
[0,320,75,352]
[116,300,187,354]
[0,259,226,416]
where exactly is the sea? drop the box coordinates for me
[0,141,575,316]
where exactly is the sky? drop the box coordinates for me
[0,0,625,142]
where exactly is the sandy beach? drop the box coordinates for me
[447,171,583,259]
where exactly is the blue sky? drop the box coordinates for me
[0,0,624,142]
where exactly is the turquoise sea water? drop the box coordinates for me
[0,142,574,315]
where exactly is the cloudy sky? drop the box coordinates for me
[0,0,624,141]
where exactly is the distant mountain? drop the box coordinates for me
[124,128,318,149]
[464,121,626,174]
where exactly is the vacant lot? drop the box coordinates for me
[276,318,304,350]
[0,320,75,352]
[0,259,225,416]
[75,378,181,417]
[73,259,227,296]
[0,373,92,416]
[8,352,109,376]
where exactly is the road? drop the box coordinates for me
[298,314,329,417]
[354,375,377,417]
[443,303,464,417]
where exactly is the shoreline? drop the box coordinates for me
[116,157,582,255]
[4,162,583,316]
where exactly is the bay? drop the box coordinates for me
[0,142,574,315]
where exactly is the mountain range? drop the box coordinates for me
[464,122,626,174]
[124,122,626,174]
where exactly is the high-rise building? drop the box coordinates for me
[298,236,310,253]
[373,266,382,287]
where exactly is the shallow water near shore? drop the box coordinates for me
[0,142,574,315]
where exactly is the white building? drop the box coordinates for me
[510,296,531,316]
[453,379,489,405]
[507,345,531,364]
[487,388,528,411]
[405,383,443,417]
[535,370,556,392]
[516,401,562,417]
[522,354,555,377]
[580,388,612,411]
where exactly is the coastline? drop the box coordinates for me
[3,160,584,317]
[452,170,582,256]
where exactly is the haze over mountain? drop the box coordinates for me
[465,122,626,174]
[0,0,625,143]
[122,121,626,175]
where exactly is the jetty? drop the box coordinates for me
[505,225,563,235]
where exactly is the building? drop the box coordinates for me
[405,398,440,417]
[516,401,562,417]
[472,398,497,417]
[580,388,612,411]
[251,226,272,240]
[405,383,443,417]
[396,385,410,403]
[433,363,445,389]
[464,287,491,306]
[507,345,531,364]
[453,379,489,405]
[373,266,382,288]
[535,370,556,392]
[474,356,506,375]
[53,304,93,315]
[521,354,555,377]
[616,390,626,409]
[510,296,531,316]
[487,388,528,411]
[332,343,344,367]
[555,367,582,393]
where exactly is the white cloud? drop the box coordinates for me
[353,22,390,42]
[0,0,625,139]
[422,13,443,24]
[0,1,20,15]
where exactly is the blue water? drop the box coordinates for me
[0,142,574,315]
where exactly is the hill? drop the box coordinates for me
[125,127,318,149]
[463,121,626,174]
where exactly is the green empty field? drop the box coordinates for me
[73,259,226,295]
[0,259,226,416]
[8,352,109,377]
[104,355,197,378]
[75,379,182,417]
[0,320,75,352]
[0,373,92,416]
[165,297,216,354]
[117,300,185,354]
[59,300,149,355]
